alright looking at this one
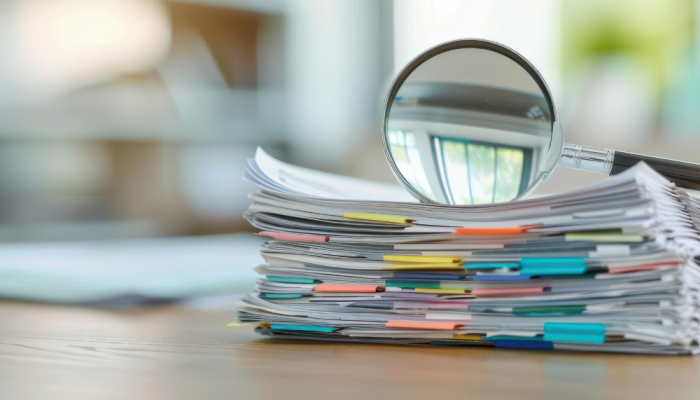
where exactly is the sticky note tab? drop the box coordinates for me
[384,255,462,263]
[464,263,520,269]
[384,263,465,270]
[386,279,441,289]
[520,257,586,267]
[519,257,587,275]
[453,334,482,340]
[269,324,337,333]
[544,322,606,335]
[543,333,605,344]
[386,321,462,330]
[415,288,466,294]
[493,340,554,350]
[565,233,644,242]
[259,293,305,299]
[472,287,546,297]
[314,284,383,293]
[455,227,524,235]
[257,231,329,242]
[513,305,586,315]
[344,213,413,224]
[519,266,587,275]
[267,276,317,284]
[395,273,464,280]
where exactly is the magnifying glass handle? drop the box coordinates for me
[557,145,700,191]
[611,151,700,191]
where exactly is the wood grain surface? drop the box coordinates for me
[1,300,698,400]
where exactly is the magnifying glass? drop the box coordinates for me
[382,39,700,205]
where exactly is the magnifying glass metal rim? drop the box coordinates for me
[380,38,562,205]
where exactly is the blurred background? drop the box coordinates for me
[0,0,698,303]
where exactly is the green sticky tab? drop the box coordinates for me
[464,263,519,269]
[513,305,586,315]
[544,322,606,335]
[267,276,316,284]
[565,233,644,243]
[543,333,605,344]
[386,279,441,289]
[260,293,302,299]
[269,324,337,333]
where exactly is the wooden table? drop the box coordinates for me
[1,300,698,400]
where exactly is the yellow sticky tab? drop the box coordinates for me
[383,255,462,263]
[453,334,482,340]
[344,213,413,224]
[415,288,466,294]
[384,263,465,270]
[565,233,644,242]
[227,322,253,327]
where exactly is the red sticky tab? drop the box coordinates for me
[472,287,546,297]
[455,227,524,235]
[386,321,462,330]
[315,284,383,293]
[257,232,329,242]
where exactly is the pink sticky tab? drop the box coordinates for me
[472,287,546,297]
[608,262,681,274]
[315,284,383,293]
[386,321,461,330]
[257,231,328,242]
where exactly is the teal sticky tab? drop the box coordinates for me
[520,258,586,267]
[386,279,440,289]
[543,333,605,344]
[487,336,544,341]
[267,276,316,284]
[464,263,519,269]
[260,293,302,299]
[519,265,587,275]
[545,322,606,335]
[269,324,336,333]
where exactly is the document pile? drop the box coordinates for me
[233,149,700,355]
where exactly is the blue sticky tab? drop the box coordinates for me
[269,324,337,333]
[543,333,605,344]
[493,340,554,350]
[395,273,465,280]
[267,276,316,284]
[520,258,586,266]
[544,322,606,335]
[487,336,543,341]
[475,275,531,281]
[519,265,587,275]
[465,263,520,269]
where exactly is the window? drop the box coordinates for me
[433,136,532,204]
[387,130,435,199]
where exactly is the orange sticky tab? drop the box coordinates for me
[386,321,462,330]
[314,284,384,293]
[453,334,482,340]
[455,227,524,235]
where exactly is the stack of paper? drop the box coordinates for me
[233,148,700,355]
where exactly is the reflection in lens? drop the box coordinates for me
[385,46,553,204]
[434,137,531,205]
[387,130,435,199]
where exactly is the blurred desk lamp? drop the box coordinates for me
[382,39,700,205]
